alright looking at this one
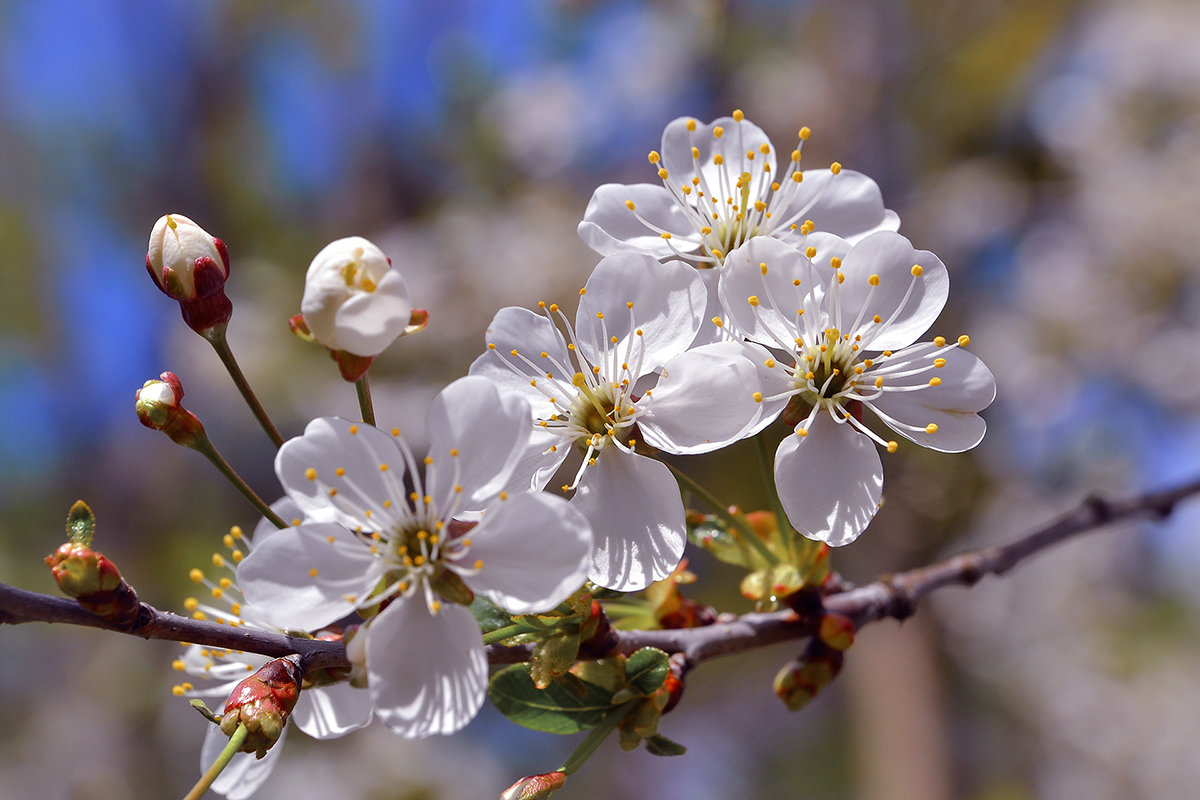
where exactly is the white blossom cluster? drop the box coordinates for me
[172,111,994,795]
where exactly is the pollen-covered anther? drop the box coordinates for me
[958,334,971,347]
[748,295,760,307]
[305,468,317,481]
[868,274,881,287]
[934,358,947,368]
[648,150,661,164]
[925,424,939,434]
[625,200,636,210]
[189,569,204,583]
[911,264,924,277]
[887,441,899,453]
[929,377,942,386]
[934,336,947,347]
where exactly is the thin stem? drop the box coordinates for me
[204,325,285,449]
[754,432,794,561]
[559,701,638,775]
[483,621,542,646]
[663,460,779,566]
[191,438,287,529]
[183,722,248,800]
[355,374,376,427]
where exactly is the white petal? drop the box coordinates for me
[838,232,949,350]
[366,600,488,738]
[274,418,403,527]
[774,169,899,243]
[578,183,701,257]
[719,237,820,348]
[327,270,413,356]
[570,451,686,591]
[426,376,532,510]
[292,683,373,740]
[469,306,573,419]
[201,723,287,799]
[688,267,731,347]
[868,347,996,453]
[661,115,776,192]
[774,414,883,547]
[459,492,591,613]
[575,253,706,374]
[252,497,306,542]
[638,342,764,454]
[495,426,570,495]
[237,523,378,631]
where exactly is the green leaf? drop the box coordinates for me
[688,516,770,570]
[644,734,687,757]
[530,631,581,689]
[468,596,513,633]
[65,500,96,547]
[489,664,615,734]
[625,647,670,696]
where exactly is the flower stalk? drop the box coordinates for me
[202,325,285,449]
[182,722,248,800]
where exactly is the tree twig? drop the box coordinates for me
[6,476,1200,672]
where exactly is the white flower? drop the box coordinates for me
[172,501,372,799]
[237,377,593,738]
[578,111,899,267]
[469,252,766,591]
[718,233,995,546]
[146,213,228,301]
[300,236,412,356]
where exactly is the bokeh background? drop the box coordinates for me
[3,1,1200,797]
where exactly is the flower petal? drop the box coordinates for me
[201,723,286,799]
[470,306,573,419]
[575,253,706,374]
[661,115,776,193]
[275,417,409,530]
[458,492,591,613]
[292,683,373,740]
[328,270,413,356]
[237,523,379,631]
[426,376,532,510]
[867,346,995,453]
[774,413,883,547]
[774,169,900,244]
[719,236,821,348]
[571,451,686,591]
[837,231,949,351]
[578,183,701,257]
[638,342,764,454]
[366,599,488,738]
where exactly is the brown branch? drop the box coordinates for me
[6,475,1200,673]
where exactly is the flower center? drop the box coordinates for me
[796,328,859,403]
[568,371,635,454]
[341,249,378,292]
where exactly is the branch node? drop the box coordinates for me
[1084,493,1114,522]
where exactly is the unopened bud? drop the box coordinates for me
[299,236,413,358]
[45,502,139,627]
[146,214,232,334]
[774,641,844,711]
[817,613,855,651]
[499,771,567,800]
[220,656,303,758]
[135,372,207,448]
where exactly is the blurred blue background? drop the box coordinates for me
[3,1,1200,798]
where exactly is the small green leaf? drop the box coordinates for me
[489,664,615,734]
[644,734,687,757]
[625,647,670,696]
[468,596,513,633]
[530,631,581,689]
[65,500,96,547]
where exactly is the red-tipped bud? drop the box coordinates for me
[146,214,232,334]
[45,545,140,627]
[135,371,208,448]
[499,771,567,800]
[220,656,303,758]
[330,349,375,383]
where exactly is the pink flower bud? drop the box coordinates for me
[135,372,207,448]
[499,771,567,800]
[146,214,233,334]
[220,657,303,758]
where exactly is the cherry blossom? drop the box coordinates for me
[469,252,766,591]
[718,233,995,546]
[236,377,592,737]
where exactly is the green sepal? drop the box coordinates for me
[65,500,96,547]
[469,595,514,633]
[687,514,771,570]
[644,734,687,757]
[530,631,582,690]
[569,659,625,694]
[625,647,670,696]
[489,663,616,734]
[431,569,475,606]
